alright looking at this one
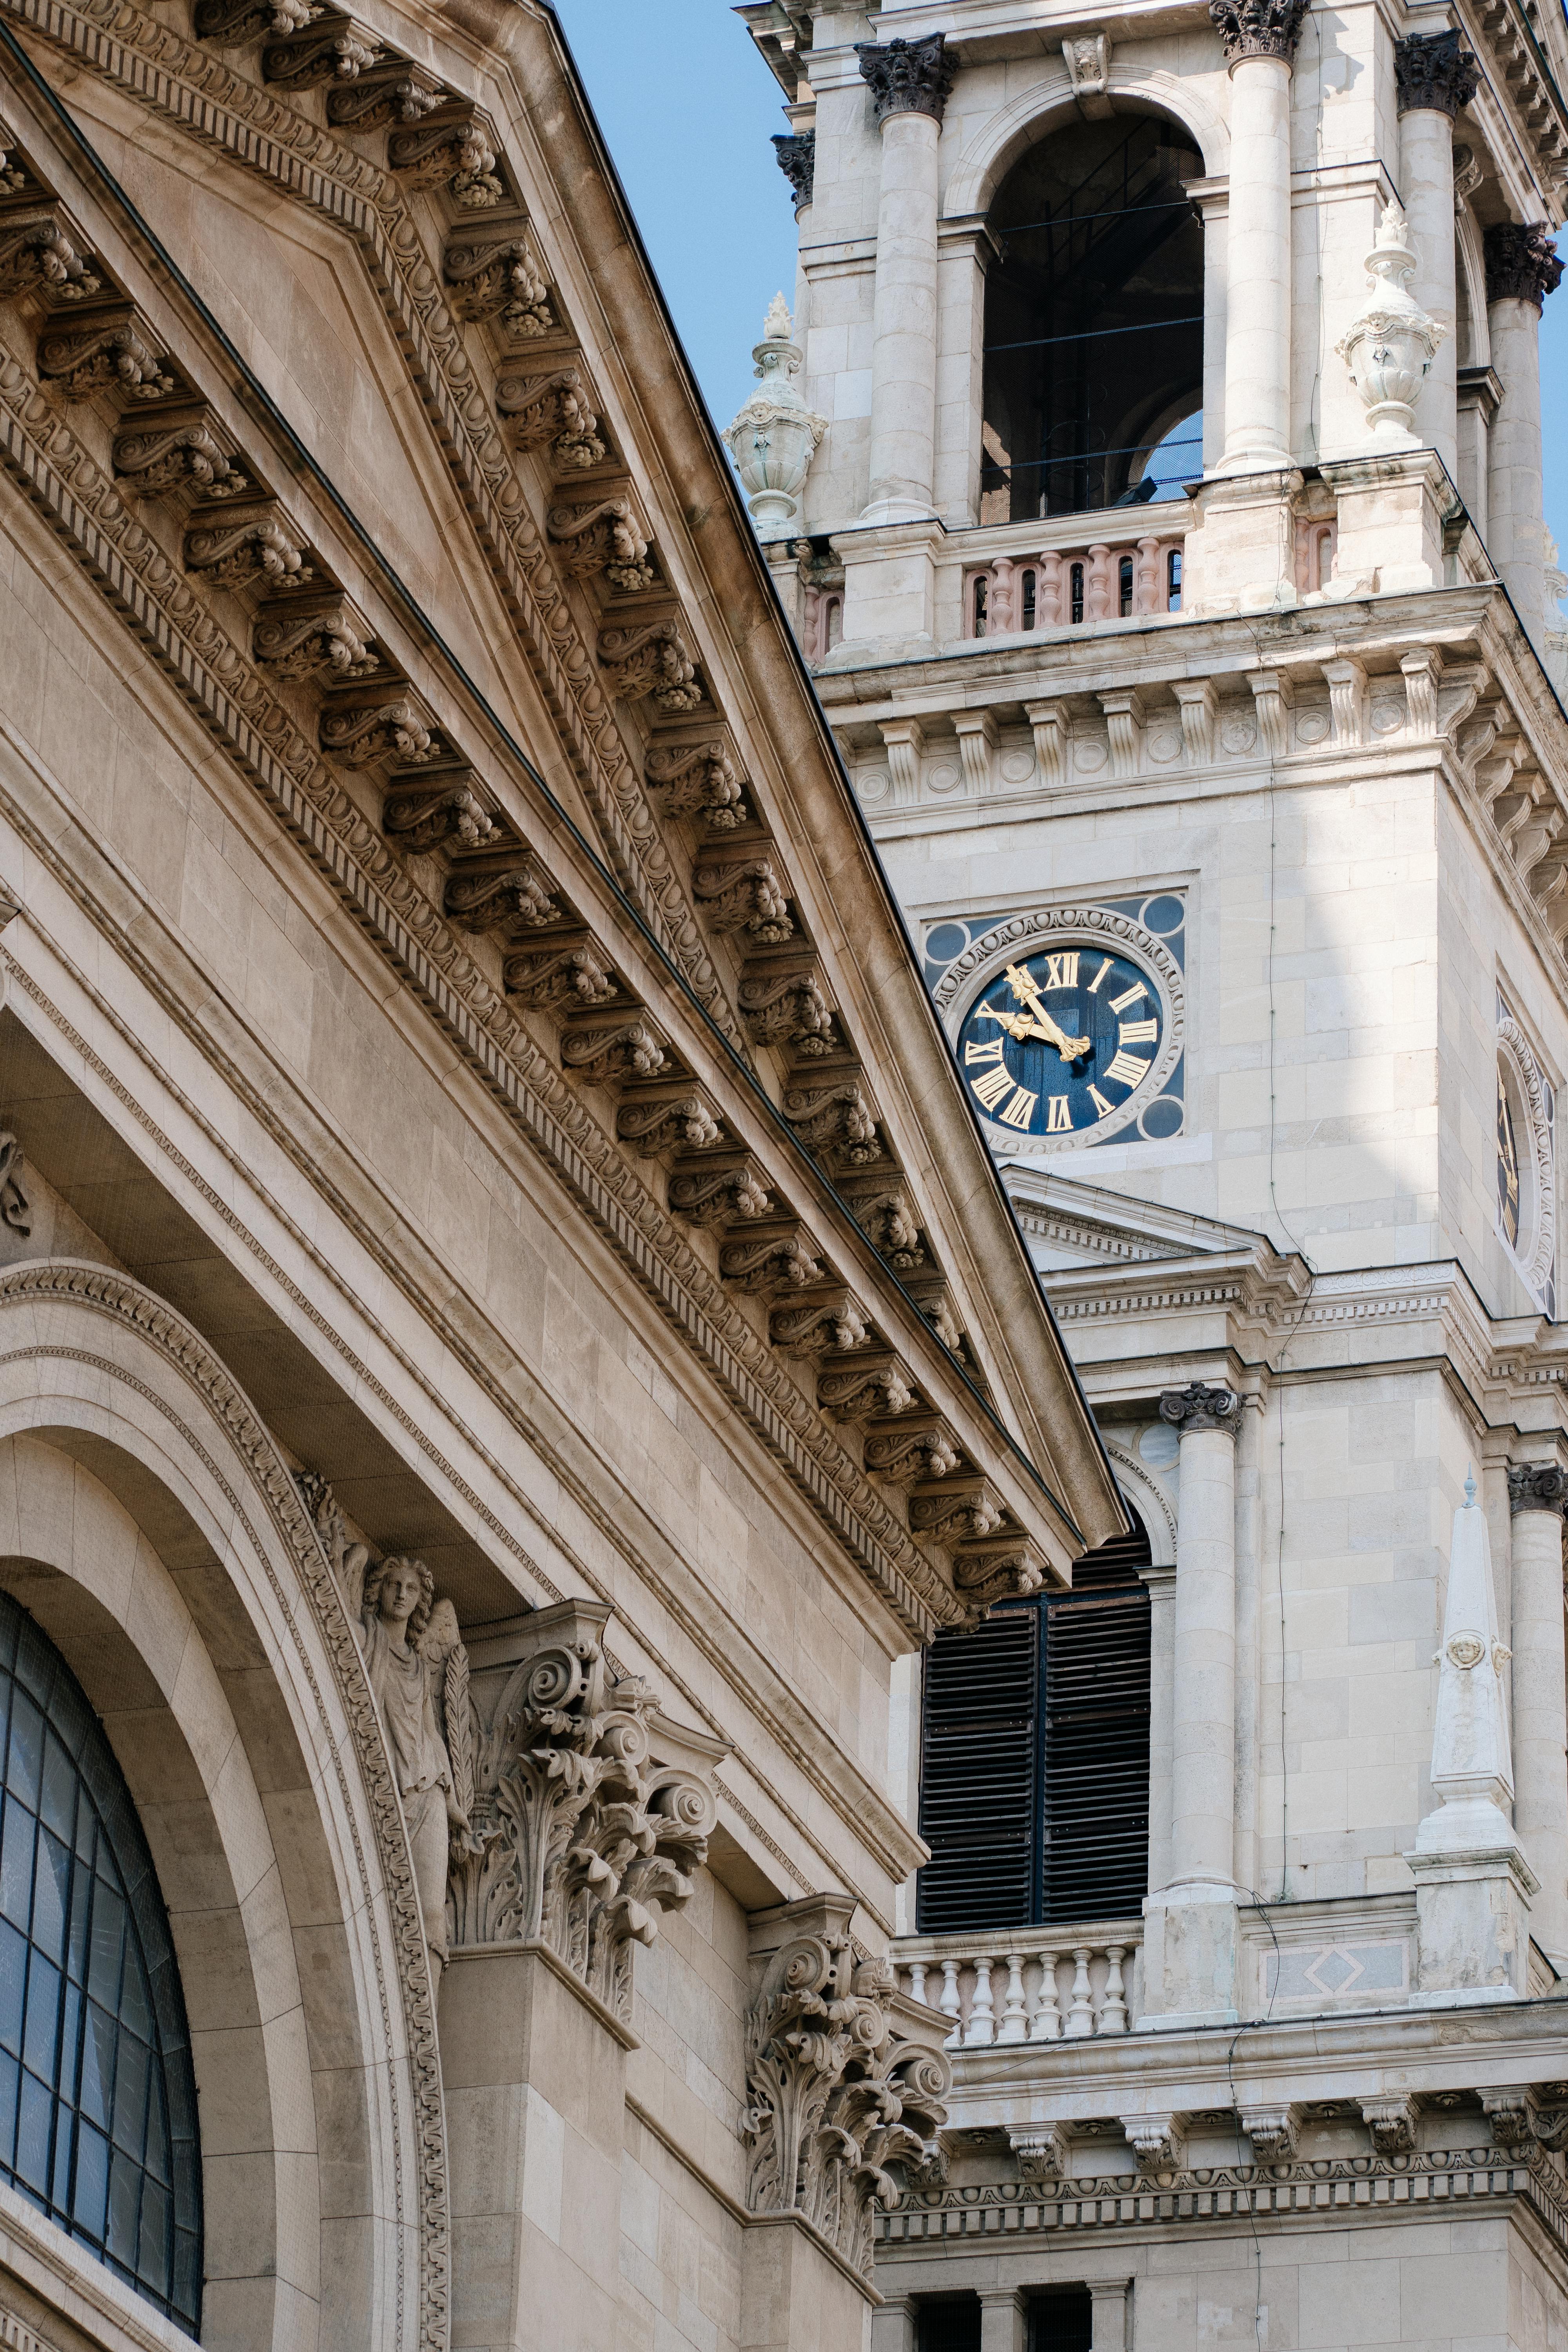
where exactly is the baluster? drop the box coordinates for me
[909,1960,928,2009]
[1065,1945,1095,2038]
[1134,534,1160,613]
[1028,1949,1062,2041]
[1100,1945,1129,2034]
[964,1953,996,2047]
[997,1950,1028,2043]
[1086,544,1113,621]
[989,556,1016,635]
[1038,552,1063,627]
[938,1956,962,2048]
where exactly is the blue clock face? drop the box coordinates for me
[957,946,1166,1140]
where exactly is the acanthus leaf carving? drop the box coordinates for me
[38,303,175,401]
[560,1018,670,1087]
[744,1898,949,2281]
[818,1352,916,1423]
[600,621,704,714]
[951,1534,1047,1617]
[185,499,314,592]
[114,407,250,501]
[319,688,436,768]
[0,208,101,302]
[615,1088,724,1155]
[667,1152,772,1227]
[780,1078,881,1163]
[253,591,379,681]
[261,19,381,84]
[387,106,504,209]
[737,958,837,1053]
[194,0,320,39]
[503,934,620,1010]
[690,855,792,941]
[769,1288,871,1357]
[383,773,497,855]
[445,1599,720,2024]
[547,496,654,592]
[496,366,606,470]
[445,232,556,336]
[445,863,561,934]
[325,59,444,126]
[862,1414,962,1487]
[645,740,747,829]
[716,1221,825,1296]
[1207,0,1308,63]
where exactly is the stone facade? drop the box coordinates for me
[738,0,1568,2345]
[0,7,1126,2352]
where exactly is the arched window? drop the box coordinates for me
[0,1593,200,2333]
[915,1506,1152,1931]
[980,113,1205,522]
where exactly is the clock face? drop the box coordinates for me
[956,944,1167,1140]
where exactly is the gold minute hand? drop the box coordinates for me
[1002,965,1091,1062]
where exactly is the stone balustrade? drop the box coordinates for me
[965,537,1184,638]
[894,1922,1143,2047]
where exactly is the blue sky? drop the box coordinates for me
[548,0,1568,570]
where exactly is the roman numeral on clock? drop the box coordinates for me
[1103,1049,1151,1088]
[1109,981,1148,1014]
[1046,1095,1072,1132]
[1042,952,1080,991]
[1087,1085,1115,1118]
[1119,1018,1158,1045]
[998,1086,1038,1128]
[970,1064,1014,1110]
[964,1036,1006,1066]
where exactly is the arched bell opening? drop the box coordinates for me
[980,113,1206,523]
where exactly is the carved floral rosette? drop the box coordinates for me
[446,1602,718,2022]
[743,1928,950,2280]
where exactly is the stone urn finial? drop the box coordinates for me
[1335,199,1445,445]
[722,295,827,539]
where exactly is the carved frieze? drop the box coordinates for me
[1208,0,1309,64]
[185,499,312,591]
[1484,221,1564,310]
[744,1897,949,2281]
[1394,30,1480,116]
[114,406,249,501]
[38,302,174,401]
[600,621,703,713]
[771,131,815,211]
[546,497,653,591]
[254,591,378,681]
[853,33,957,125]
[193,0,319,40]
[645,740,746,829]
[444,233,555,336]
[0,207,100,302]
[446,1599,720,2023]
[496,366,606,469]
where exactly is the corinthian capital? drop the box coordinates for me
[1394,30,1480,117]
[855,33,957,125]
[446,1598,723,2022]
[771,131,815,210]
[1508,1462,1568,1516]
[1485,221,1564,311]
[1208,0,1308,65]
[745,1896,950,2280]
[1158,1381,1240,1438]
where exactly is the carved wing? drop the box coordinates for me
[421,1602,475,1828]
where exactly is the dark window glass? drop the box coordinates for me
[1167,548,1183,610]
[916,1510,1152,1929]
[1030,2288,1094,2352]
[1069,563,1085,623]
[1022,568,1037,630]
[973,575,989,637]
[1119,554,1134,614]
[0,1595,200,2334]
[918,2300,982,2352]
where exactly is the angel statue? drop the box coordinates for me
[296,1476,474,1969]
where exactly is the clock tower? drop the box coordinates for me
[737,0,1568,2342]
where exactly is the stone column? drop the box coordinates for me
[1395,33,1480,481]
[743,1896,949,2350]
[871,2299,917,2352]
[1090,2279,1134,2352]
[1139,1382,1242,2026]
[1210,0,1307,473]
[1485,221,1564,646]
[979,2289,1027,2352]
[1508,1463,1568,1969]
[441,1600,723,2352]
[855,33,956,524]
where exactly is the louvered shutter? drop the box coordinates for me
[1042,1535,1151,1922]
[915,1606,1039,1933]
